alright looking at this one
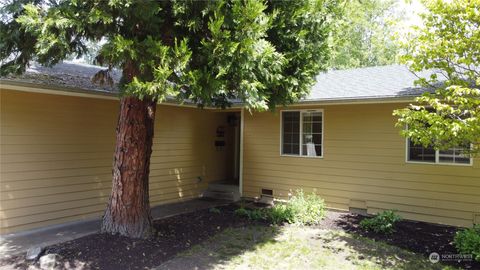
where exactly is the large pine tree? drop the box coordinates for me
[0,0,340,238]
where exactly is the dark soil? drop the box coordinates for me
[321,210,479,270]
[0,205,265,270]
[2,206,478,270]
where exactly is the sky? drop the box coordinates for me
[397,0,426,31]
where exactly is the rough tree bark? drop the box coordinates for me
[101,62,157,238]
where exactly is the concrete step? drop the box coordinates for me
[207,183,240,193]
[201,183,240,202]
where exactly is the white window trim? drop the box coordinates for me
[405,137,473,166]
[280,109,324,159]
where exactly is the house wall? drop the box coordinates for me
[0,89,227,234]
[242,103,480,227]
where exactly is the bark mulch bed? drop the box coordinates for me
[320,211,479,270]
[1,206,478,269]
[0,205,265,270]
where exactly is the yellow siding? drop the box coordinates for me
[0,89,227,234]
[242,103,480,227]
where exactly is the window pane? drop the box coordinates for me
[301,111,322,157]
[283,122,292,132]
[292,121,299,133]
[283,133,290,144]
[408,139,435,162]
[438,149,453,163]
[312,115,322,122]
[292,143,300,155]
[282,112,300,155]
[312,134,322,144]
[439,146,471,164]
[455,157,471,164]
[292,133,300,144]
[303,123,312,133]
[283,143,291,154]
[313,123,322,133]
[315,145,322,155]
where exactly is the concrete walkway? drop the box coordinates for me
[0,198,230,258]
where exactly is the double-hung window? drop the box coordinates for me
[281,110,323,157]
[407,139,471,165]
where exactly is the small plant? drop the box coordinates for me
[454,225,480,262]
[234,208,266,221]
[235,190,325,225]
[209,207,221,214]
[267,190,325,225]
[360,210,401,234]
[234,207,250,218]
[287,190,325,225]
[248,209,266,221]
[266,204,294,224]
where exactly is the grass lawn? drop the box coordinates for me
[157,225,458,270]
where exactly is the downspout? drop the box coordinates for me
[239,108,245,196]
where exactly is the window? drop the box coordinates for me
[407,139,471,165]
[281,110,323,157]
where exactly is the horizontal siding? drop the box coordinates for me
[242,103,480,227]
[0,89,228,233]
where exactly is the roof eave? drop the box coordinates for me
[1,79,418,108]
[0,79,118,100]
[295,95,417,106]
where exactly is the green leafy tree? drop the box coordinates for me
[394,0,480,154]
[0,0,340,238]
[328,0,402,69]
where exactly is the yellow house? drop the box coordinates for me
[1,62,479,234]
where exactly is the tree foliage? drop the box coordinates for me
[0,0,343,238]
[394,0,480,154]
[1,0,341,110]
[328,0,401,69]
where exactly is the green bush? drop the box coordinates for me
[234,208,266,221]
[234,190,326,225]
[454,225,480,262]
[267,190,325,225]
[266,204,295,225]
[360,210,401,234]
[234,207,250,218]
[286,190,325,225]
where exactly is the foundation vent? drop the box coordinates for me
[261,188,273,196]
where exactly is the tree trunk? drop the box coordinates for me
[101,95,157,238]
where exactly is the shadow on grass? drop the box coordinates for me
[155,225,281,270]
[332,212,477,269]
[315,230,451,270]
[158,223,453,270]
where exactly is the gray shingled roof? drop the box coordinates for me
[1,61,433,102]
[306,64,433,102]
[2,61,121,93]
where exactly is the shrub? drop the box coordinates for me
[266,190,325,225]
[266,204,295,225]
[234,207,250,218]
[234,190,326,225]
[360,210,401,234]
[234,208,266,221]
[454,225,480,262]
[287,190,325,225]
[248,209,266,221]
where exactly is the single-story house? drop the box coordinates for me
[1,62,479,235]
